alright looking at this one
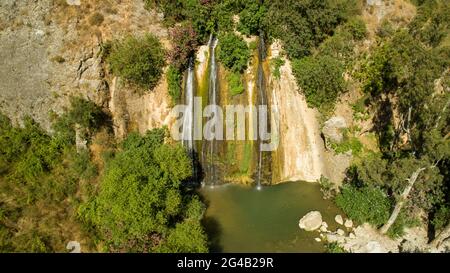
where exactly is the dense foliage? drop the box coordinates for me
[217,32,250,73]
[292,55,345,109]
[108,34,166,89]
[264,0,361,59]
[79,129,208,252]
[0,98,106,252]
[167,65,183,104]
[337,0,450,237]
[168,23,199,71]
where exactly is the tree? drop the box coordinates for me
[292,55,345,108]
[79,128,208,252]
[108,34,166,89]
[217,32,250,73]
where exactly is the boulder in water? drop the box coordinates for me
[344,219,353,229]
[299,211,323,231]
[335,214,344,225]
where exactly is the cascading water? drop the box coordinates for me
[256,32,270,189]
[182,58,195,153]
[202,36,219,186]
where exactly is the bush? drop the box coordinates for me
[217,32,250,73]
[237,2,266,36]
[432,205,450,231]
[264,0,361,59]
[79,128,208,252]
[335,185,390,227]
[343,17,367,40]
[292,55,345,108]
[228,72,244,96]
[271,57,285,79]
[167,66,182,104]
[108,34,166,89]
[325,242,346,253]
[168,23,199,70]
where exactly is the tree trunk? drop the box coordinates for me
[379,167,426,234]
[429,223,450,248]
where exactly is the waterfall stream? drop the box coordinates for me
[256,32,270,189]
[182,58,195,153]
[202,36,219,186]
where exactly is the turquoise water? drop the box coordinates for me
[200,181,342,253]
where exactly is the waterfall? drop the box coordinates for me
[256,32,270,189]
[182,58,195,153]
[202,36,219,186]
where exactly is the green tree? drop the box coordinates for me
[79,128,208,252]
[217,32,250,73]
[108,34,166,89]
[292,55,345,108]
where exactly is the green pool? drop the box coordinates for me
[200,181,342,253]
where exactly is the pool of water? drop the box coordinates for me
[200,181,342,253]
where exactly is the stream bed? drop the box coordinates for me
[200,181,342,253]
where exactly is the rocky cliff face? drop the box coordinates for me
[0,0,172,134]
[269,42,328,183]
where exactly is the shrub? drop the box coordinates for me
[343,17,367,40]
[432,205,450,231]
[319,176,337,200]
[335,185,390,227]
[217,32,250,73]
[89,12,104,26]
[237,2,266,36]
[292,55,345,108]
[264,0,361,59]
[228,72,244,96]
[167,66,182,104]
[108,34,166,89]
[330,133,363,155]
[168,23,199,70]
[325,242,346,253]
[271,57,285,79]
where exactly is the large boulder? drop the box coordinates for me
[299,211,323,231]
[322,116,347,143]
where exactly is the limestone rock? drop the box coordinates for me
[337,229,345,236]
[315,238,322,242]
[323,116,347,143]
[335,215,344,225]
[344,219,353,229]
[363,241,386,253]
[299,211,323,231]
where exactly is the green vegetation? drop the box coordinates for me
[79,128,208,252]
[330,131,363,156]
[336,185,390,227]
[168,23,199,71]
[292,55,345,109]
[0,98,107,252]
[107,34,165,89]
[325,242,347,253]
[0,98,208,252]
[227,72,244,96]
[167,66,183,104]
[217,32,250,73]
[271,57,285,80]
[335,0,450,238]
[264,0,361,59]
[237,2,267,36]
